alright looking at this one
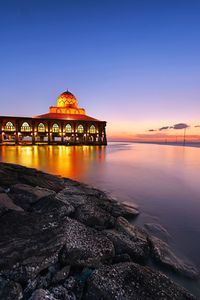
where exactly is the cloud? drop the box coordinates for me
[159,126,169,131]
[194,125,200,128]
[173,123,189,130]
[148,129,156,132]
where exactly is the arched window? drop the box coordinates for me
[52,123,59,133]
[77,124,84,133]
[65,124,72,133]
[89,125,96,134]
[21,122,31,132]
[4,121,15,131]
[38,123,45,132]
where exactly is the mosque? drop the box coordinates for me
[0,91,107,145]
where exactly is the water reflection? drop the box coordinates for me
[0,145,106,181]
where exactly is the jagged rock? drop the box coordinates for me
[0,163,65,191]
[59,184,105,197]
[59,218,115,268]
[104,229,148,263]
[104,217,150,263]
[85,262,196,300]
[116,217,148,242]
[56,191,87,208]
[10,184,56,210]
[150,236,199,279]
[96,196,139,218]
[144,223,171,241]
[0,277,23,300]
[30,196,75,218]
[73,201,115,229]
[28,289,56,300]
[0,193,24,212]
[0,211,69,283]
[52,266,70,284]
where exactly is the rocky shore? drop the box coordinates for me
[0,162,198,299]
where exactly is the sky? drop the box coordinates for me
[0,0,200,141]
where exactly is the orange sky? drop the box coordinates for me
[107,120,200,142]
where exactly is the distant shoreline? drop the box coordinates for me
[108,140,200,148]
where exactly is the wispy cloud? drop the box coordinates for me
[159,126,169,131]
[194,125,200,128]
[148,129,157,132]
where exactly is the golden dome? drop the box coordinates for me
[57,90,78,107]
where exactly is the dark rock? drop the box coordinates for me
[49,285,76,300]
[0,277,23,300]
[150,236,199,279]
[144,223,171,241]
[0,193,24,212]
[97,197,139,218]
[64,276,77,290]
[63,276,85,300]
[28,289,56,300]
[112,253,132,264]
[59,184,105,197]
[85,262,196,300]
[31,196,75,218]
[56,191,87,208]
[116,216,148,242]
[0,211,69,282]
[52,265,70,284]
[104,217,150,263]
[73,201,115,229]
[0,163,65,192]
[0,186,5,193]
[104,229,148,263]
[10,184,56,210]
[59,218,115,268]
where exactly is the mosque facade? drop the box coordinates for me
[0,91,107,145]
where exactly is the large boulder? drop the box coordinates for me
[0,211,69,282]
[150,236,199,279]
[85,262,196,300]
[73,201,115,230]
[9,184,56,210]
[0,193,24,212]
[59,218,115,268]
[104,217,150,263]
[0,163,65,192]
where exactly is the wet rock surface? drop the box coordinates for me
[149,236,199,279]
[85,262,196,300]
[0,163,198,299]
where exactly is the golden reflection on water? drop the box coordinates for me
[0,145,106,180]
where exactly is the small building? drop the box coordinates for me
[0,91,107,145]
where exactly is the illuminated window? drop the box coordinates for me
[38,123,45,132]
[21,122,31,132]
[4,121,15,131]
[52,123,59,133]
[77,124,84,133]
[89,125,96,134]
[65,124,72,133]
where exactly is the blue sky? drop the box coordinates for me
[0,0,200,138]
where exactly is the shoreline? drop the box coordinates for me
[0,162,198,299]
[109,140,200,148]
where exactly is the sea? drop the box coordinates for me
[0,142,200,297]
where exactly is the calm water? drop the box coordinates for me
[0,142,200,295]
